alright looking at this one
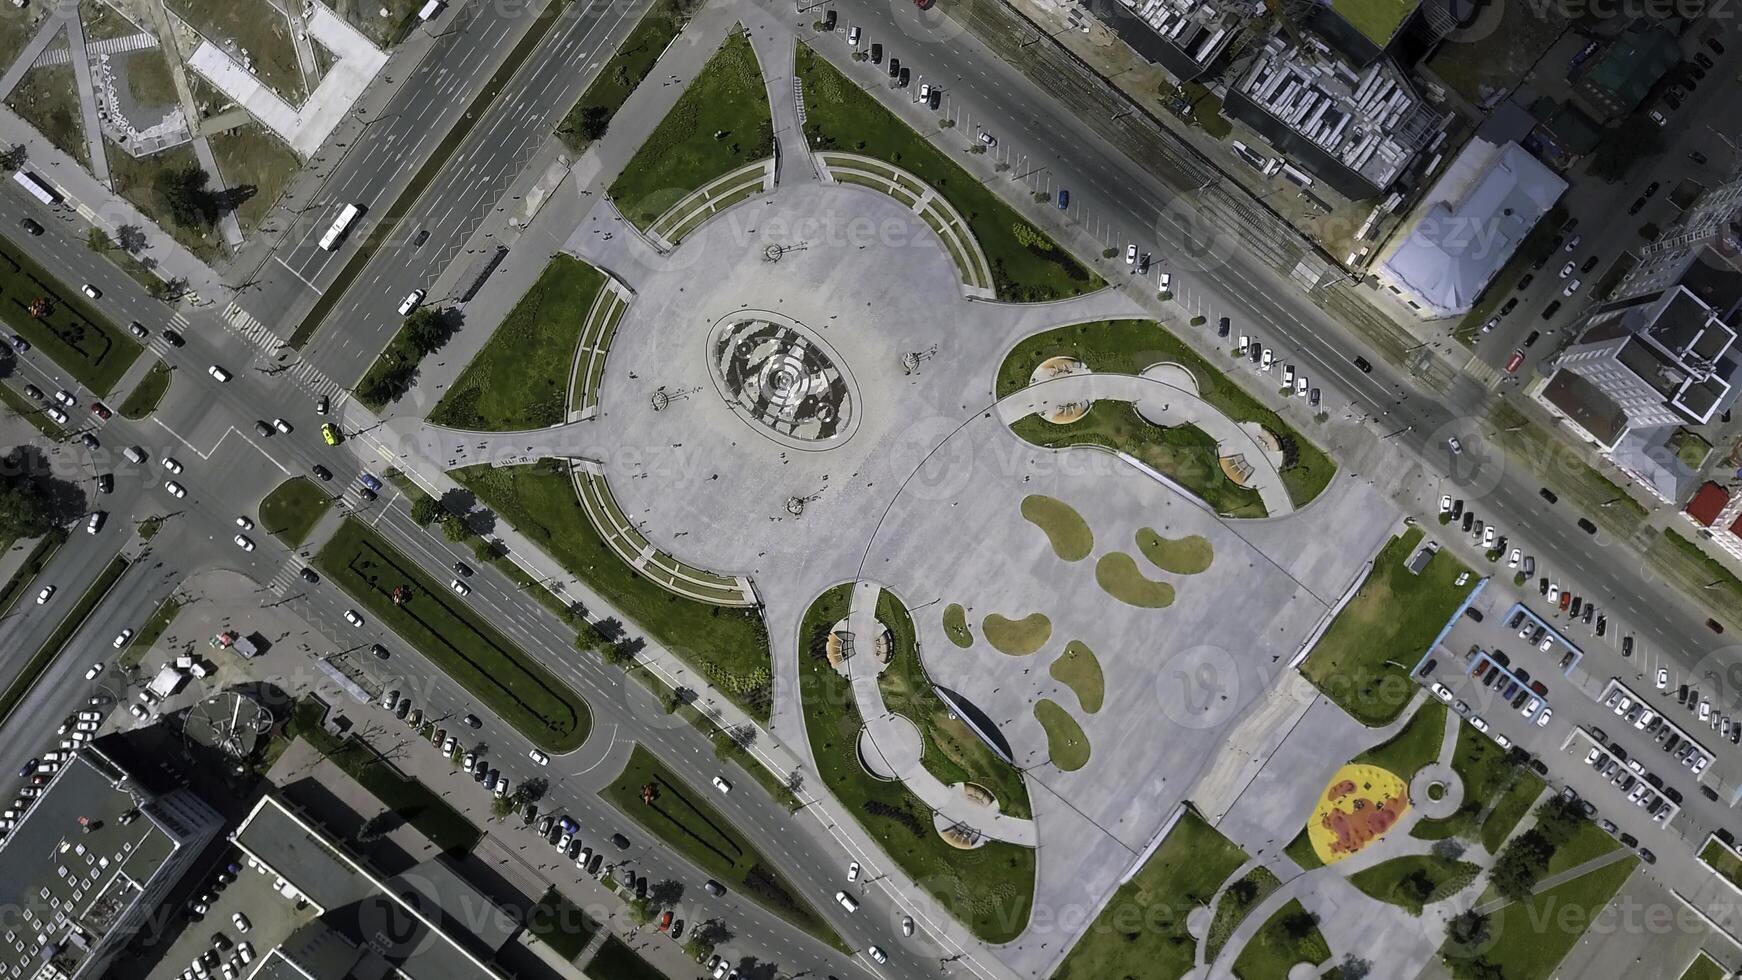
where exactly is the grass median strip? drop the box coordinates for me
[603,744,840,947]
[800,584,1034,943]
[288,0,569,349]
[0,554,129,726]
[0,529,66,618]
[118,360,173,419]
[557,0,698,153]
[313,518,590,751]
[0,383,67,441]
[120,592,185,668]
[260,476,333,547]
[0,234,143,393]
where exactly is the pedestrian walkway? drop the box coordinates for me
[62,11,110,185]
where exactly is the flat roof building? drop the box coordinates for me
[1374,137,1566,318]
[0,748,222,980]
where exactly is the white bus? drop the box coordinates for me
[318,203,362,251]
[12,170,59,205]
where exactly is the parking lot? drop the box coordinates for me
[143,847,319,980]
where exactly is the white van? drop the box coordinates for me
[85,512,104,534]
[834,891,859,912]
[123,446,146,464]
[397,289,426,316]
[417,0,443,18]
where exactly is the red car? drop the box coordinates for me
[90,402,112,420]
[1504,349,1524,375]
[1559,590,1572,612]
[657,911,672,932]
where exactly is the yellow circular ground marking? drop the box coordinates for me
[1306,763,1410,865]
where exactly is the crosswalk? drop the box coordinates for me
[215,304,350,404]
[266,560,311,596]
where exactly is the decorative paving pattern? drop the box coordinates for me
[706,310,858,449]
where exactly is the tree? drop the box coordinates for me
[1399,868,1436,905]
[410,495,441,526]
[358,361,414,405]
[146,275,187,302]
[1279,909,1319,942]
[0,479,56,540]
[0,144,25,171]
[578,104,611,142]
[1490,829,1552,902]
[85,227,114,251]
[1339,956,1371,980]
[441,513,472,542]
[1446,909,1490,950]
[402,307,451,356]
[1226,876,1259,906]
[115,224,147,253]
[152,164,220,227]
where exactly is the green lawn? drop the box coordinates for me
[877,590,1031,816]
[799,585,1035,943]
[1053,807,1248,980]
[609,27,772,229]
[1669,428,1713,469]
[429,255,605,430]
[1411,717,1542,848]
[313,519,590,750]
[7,65,88,169]
[524,886,602,961]
[1232,899,1331,980]
[1020,493,1093,561]
[1348,853,1480,915]
[106,139,225,261]
[0,531,64,621]
[998,320,1335,507]
[1033,697,1091,770]
[1137,529,1214,574]
[1095,550,1177,608]
[1300,528,1476,726]
[1352,699,1446,779]
[119,360,172,419]
[1678,952,1727,980]
[1700,839,1742,890]
[0,235,143,394]
[982,611,1051,655]
[207,123,301,235]
[1331,0,1417,43]
[164,0,305,104]
[452,462,772,720]
[1545,818,1621,877]
[1284,826,1322,870]
[795,44,1098,303]
[0,555,128,726]
[943,602,973,647]
[586,937,667,980]
[259,476,333,547]
[1206,866,1281,962]
[1049,640,1104,713]
[603,744,838,945]
[558,0,699,153]
[1446,858,1635,980]
[1013,402,1265,517]
[286,699,481,852]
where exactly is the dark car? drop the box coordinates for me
[161,329,184,347]
[80,434,99,450]
[898,66,910,87]
[299,567,319,584]
[870,42,882,64]
[1710,618,1726,634]
[1137,252,1151,275]
[926,88,941,110]
[1691,150,1710,165]
[1352,355,1372,373]
[453,561,473,577]
[1517,273,1535,290]
[888,56,900,78]
[1628,198,1647,215]
[254,420,273,437]
[413,228,430,247]
[1538,577,1550,595]
[1217,316,1231,337]
[17,758,37,778]
[1499,298,1518,315]
[1461,512,1475,532]
[1580,256,1599,273]
[1639,848,1656,864]
[1418,658,1437,677]
[704,879,725,897]
[1577,517,1598,534]
[611,833,630,849]
[372,644,389,660]
[20,217,43,236]
[96,473,112,493]
[1523,330,1540,348]
[358,486,378,501]
[824,8,836,29]
[463,714,481,729]
[1541,300,1562,319]
[312,464,333,481]
[1539,487,1558,504]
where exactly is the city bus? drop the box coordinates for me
[12,170,59,205]
[318,203,362,251]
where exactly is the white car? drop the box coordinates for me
[868,946,887,964]
[163,457,184,474]
[441,735,457,754]
[450,578,471,596]
[344,609,363,627]
[1699,699,1712,722]
[1656,668,1669,689]
[207,365,231,382]
[1429,682,1452,702]
[82,283,100,299]
[164,480,186,498]
[1563,279,1582,297]
[45,407,67,425]
[235,515,253,529]
[84,663,103,680]
[129,704,149,721]
[1507,548,1520,568]
[112,628,133,648]
[1439,495,1452,513]
[528,749,549,766]
[712,776,732,793]
[1260,348,1273,370]
[1565,235,1581,253]
[1469,715,1489,733]
[396,289,426,316]
[53,389,76,407]
[1538,636,1554,651]
[1157,271,1172,291]
[1559,261,1575,278]
[848,25,860,44]
[902,915,915,936]
[1547,584,1560,603]
[1482,526,1496,548]
[272,418,292,434]
[1494,732,1513,749]
[847,861,860,881]
[36,585,55,604]
[234,534,254,552]
[232,912,251,933]
[918,82,931,101]
[1520,696,1541,717]
[1446,436,1463,455]
[977,131,996,147]
[1535,707,1552,728]
[1125,244,1138,264]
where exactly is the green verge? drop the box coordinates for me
[287,0,569,348]
[1352,698,1446,779]
[118,360,172,419]
[286,699,480,851]
[586,937,667,980]
[0,234,143,393]
[608,27,772,229]
[1485,402,1649,537]
[1700,839,1742,890]
[120,592,184,669]
[0,383,67,441]
[997,319,1334,507]
[795,43,1099,303]
[1330,0,1417,44]
[1481,770,1546,853]
[602,744,839,947]
[429,255,605,430]
[0,555,129,726]
[799,584,1034,943]
[618,660,801,811]
[1545,818,1621,876]
[313,518,590,751]
[524,886,603,961]
[876,589,1031,818]
[1284,826,1322,870]
[1231,898,1331,980]
[1679,952,1727,980]
[1445,858,1635,980]
[451,462,772,720]
[557,0,699,153]
[1651,530,1742,632]
[1300,528,1476,727]
[1206,866,1281,962]
[1348,853,1480,915]
[0,529,66,618]
[106,138,224,262]
[1053,807,1247,980]
[260,476,333,547]
[1013,402,1265,518]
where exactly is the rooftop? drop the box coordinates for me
[1687,482,1731,526]
[1542,369,1629,448]
[1329,0,1421,45]
[1574,22,1682,120]
[0,752,183,978]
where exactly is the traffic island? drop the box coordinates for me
[260,476,333,547]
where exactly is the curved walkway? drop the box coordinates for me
[816,151,996,298]
[645,159,774,249]
[997,369,1294,516]
[570,461,757,606]
[843,580,1038,846]
[564,272,634,422]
